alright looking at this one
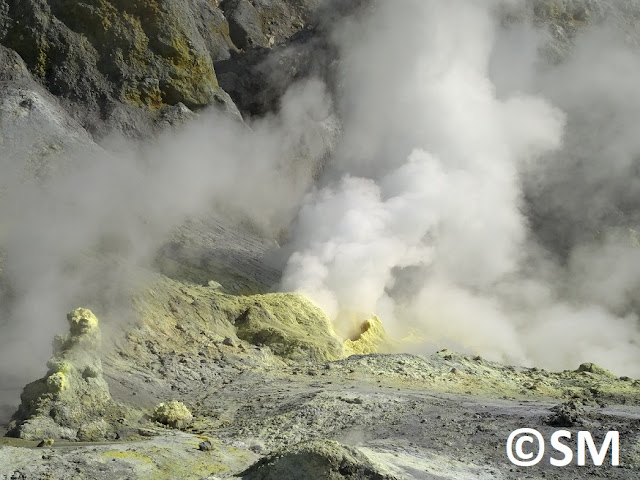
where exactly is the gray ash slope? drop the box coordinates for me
[1,337,639,479]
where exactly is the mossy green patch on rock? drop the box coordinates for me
[532,0,593,26]
[50,0,221,109]
[160,32,220,106]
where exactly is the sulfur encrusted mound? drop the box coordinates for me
[7,308,126,441]
[131,276,347,364]
[343,316,393,356]
[230,292,346,362]
[152,400,193,429]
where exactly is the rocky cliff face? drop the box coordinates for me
[2,0,639,142]
[0,44,102,180]
[0,0,326,139]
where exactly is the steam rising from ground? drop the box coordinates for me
[0,79,335,410]
[2,0,640,416]
[281,0,640,376]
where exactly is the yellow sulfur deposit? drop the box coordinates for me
[152,400,193,429]
[45,371,68,393]
[344,316,393,356]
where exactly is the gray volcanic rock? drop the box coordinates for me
[0,44,101,180]
[3,0,640,138]
[217,0,640,119]
[223,0,268,50]
[0,0,330,138]
[0,0,237,138]
[221,0,324,50]
[518,0,640,62]
[240,439,398,480]
[215,27,337,117]
[0,44,31,84]
[215,0,366,117]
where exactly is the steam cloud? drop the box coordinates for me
[280,0,640,375]
[0,79,335,414]
[2,0,640,418]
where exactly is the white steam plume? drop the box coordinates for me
[280,0,640,376]
[0,78,336,415]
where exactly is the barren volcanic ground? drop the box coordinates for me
[0,216,638,479]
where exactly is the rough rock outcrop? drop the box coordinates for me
[0,0,238,138]
[221,0,323,50]
[546,399,585,427]
[240,439,397,480]
[0,0,331,138]
[214,0,368,117]
[0,44,102,180]
[2,0,640,139]
[7,308,125,441]
[501,0,640,67]
[215,27,337,117]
